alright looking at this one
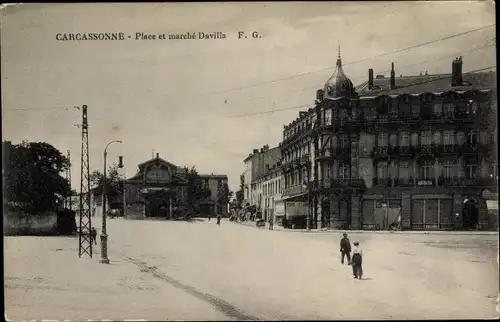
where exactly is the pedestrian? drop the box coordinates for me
[216,214,221,226]
[269,217,274,230]
[208,213,211,221]
[340,233,352,265]
[351,241,363,279]
[91,227,97,245]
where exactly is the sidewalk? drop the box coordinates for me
[4,236,231,321]
[233,219,498,235]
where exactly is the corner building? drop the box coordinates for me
[281,52,497,230]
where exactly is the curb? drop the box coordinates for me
[232,221,498,236]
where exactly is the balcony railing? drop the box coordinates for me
[282,184,308,197]
[437,176,497,187]
[372,177,393,187]
[317,178,365,189]
[315,148,333,159]
[394,177,414,187]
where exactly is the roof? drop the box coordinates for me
[199,174,228,179]
[137,157,185,173]
[356,71,496,97]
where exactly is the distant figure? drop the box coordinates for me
[351,241,363,279]
[340,233,352,265]
[269,217,274,230]
[216,214,221,226]
[208,214,212,221]
[91,227,97,245]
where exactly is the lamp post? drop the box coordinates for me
[101,140,123,264]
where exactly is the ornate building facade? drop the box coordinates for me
[280,52,497,230]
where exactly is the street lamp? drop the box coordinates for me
[101,140,123,264]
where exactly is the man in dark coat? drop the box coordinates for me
[91,227,97,245]
[340,233,351,265]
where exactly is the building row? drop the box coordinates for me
[239,52,498,231]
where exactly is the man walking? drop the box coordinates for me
[269,217,274,230]
[340,233,351,265]
[351,241,363,279]
[91,227,97,245]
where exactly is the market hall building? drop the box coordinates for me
[124,153,228,218]
[281,52,497,231]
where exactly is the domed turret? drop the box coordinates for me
[323,47,355,100]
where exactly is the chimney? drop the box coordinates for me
[390,63,395,89]
[452,56,463,86]
[368,69,374,89]
[156,153,159,159]
[316,89,324,101]
[253,149,258,154]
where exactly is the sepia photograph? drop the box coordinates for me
[2,1,499,320]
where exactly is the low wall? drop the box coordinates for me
[4,211,58,235]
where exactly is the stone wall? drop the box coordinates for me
[4,211,58,235]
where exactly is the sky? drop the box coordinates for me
[1,1,496,192]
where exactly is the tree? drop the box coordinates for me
[185,166,212,213]
[217,183,233,213]
[89,163,124,202]
[235,189,244,209]
[3,141,71,213]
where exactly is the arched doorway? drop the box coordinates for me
[463,197,479,230]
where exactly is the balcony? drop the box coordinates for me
[329,178,366,189]
[315,148,333,160]
[461,143,480,155]
[372,177,393,187]
[372,146,390,160]
[437,144,459,155]
[399,145,415,157]
[437,176,496,187]
[394,177,414,187]
[283,184,308,197]
[415,177,436,187]
[416,144,434,156]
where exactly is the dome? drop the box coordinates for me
[323,48,355,99]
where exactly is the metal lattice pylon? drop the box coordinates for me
[79,105,92,258]
[66,150,72,210]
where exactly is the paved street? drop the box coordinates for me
[5,216,499,320]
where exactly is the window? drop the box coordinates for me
[433,103,443,115]
[325,109,332,125]
[443,160,454,178]
[377,162,388,178]
[443,130,454,145]
[420,131,432,146]
[377,133,389,147]
[490,163,498,179]
[399,162,410,178]
[433,131,442,145]
[420,161,434,179]
[390,134,398,147]
[339,135,349,148]
[444,103,455,116]
[467,131,477,145]
[399,132,410,146]
[465,162,477,178]
[339,163,350,180]
[338,109,346,121]
[411,103,420,115]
